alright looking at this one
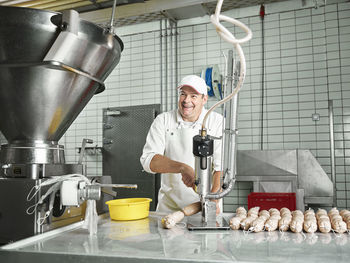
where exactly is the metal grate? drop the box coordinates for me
[1,0,291,27]
[114,11,164,27]
[111,0,291,27]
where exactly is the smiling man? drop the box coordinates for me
[140,75,223,213]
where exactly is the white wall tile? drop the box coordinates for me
[54,0,350,210]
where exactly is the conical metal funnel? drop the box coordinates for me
[0,6,123,165]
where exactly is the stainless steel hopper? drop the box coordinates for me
[0,6,123,170]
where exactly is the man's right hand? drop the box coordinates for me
[150,155,196,188]
[179,164,195,188]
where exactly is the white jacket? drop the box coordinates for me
[140,108,223,212]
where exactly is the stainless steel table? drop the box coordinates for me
[1,212,350,263]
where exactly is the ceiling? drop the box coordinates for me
[0,0,144,12]
[0,0,291,27]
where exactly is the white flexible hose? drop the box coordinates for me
[202,0,252,130]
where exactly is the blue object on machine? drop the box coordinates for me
[201,65,223,100]
[205,67,214,97]
[217,83,223,99]
[202,65,223,100]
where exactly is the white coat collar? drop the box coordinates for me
[176,108,207,128]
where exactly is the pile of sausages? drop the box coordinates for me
[229,207,350,234]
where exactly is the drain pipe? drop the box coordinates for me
[328,100,337,207]
[175,22,178,104]
[165,19,168,112]
[170,21,174,110]
[160,19,163,111]
[260,4,265,150]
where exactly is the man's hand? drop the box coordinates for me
[179,164,195,188]
[150,155,196,189]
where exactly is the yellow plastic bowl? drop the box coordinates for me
[106,198,152,221]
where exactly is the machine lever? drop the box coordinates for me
[96,183,137,189]
[1,164,11,176]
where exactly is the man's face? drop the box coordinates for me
[178,86,208,122]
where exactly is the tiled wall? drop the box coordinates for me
[2,0,347,212]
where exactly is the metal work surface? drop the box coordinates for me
[1,212,350,263]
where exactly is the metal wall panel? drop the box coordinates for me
[102,104,161,210]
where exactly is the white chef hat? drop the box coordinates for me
[177,75,208,95]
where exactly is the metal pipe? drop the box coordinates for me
[109,0,118,33]
[96,183,137,189]
[328,100,336,207]
[160,19,163,111]
[206,50,237,200]
[165,19,168,112]
[218,51,229,190]
[78,138,93,164]
[175,22,178,104]
[34,179,42,235]
[172,22,176,109]
[260,10,265,150]
[222,50,234,186]
[229,60,240,183]
[170,21,173,110]
[206,179,234,200]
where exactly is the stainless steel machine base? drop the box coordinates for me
[187,216,230,230]
[0,177,86,244]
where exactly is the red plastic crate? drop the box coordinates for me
[248,192,296,211]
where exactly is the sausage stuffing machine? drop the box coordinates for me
[0,6,124,244]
